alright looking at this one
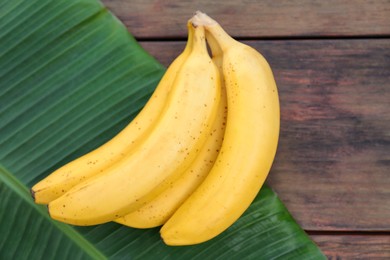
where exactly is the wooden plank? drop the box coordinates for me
[102,0,390,38]
[139,39,390,231]
[311,234,390,259]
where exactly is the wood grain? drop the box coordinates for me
[102,0,390,38]
[311,234,390,259]
[139,39,390,231]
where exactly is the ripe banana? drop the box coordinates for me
[160,12,280,245]
[48,24,221,226]
[30,22,194,205]
[115,69,227,229]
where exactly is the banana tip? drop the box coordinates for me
[30,188,36,201]
[160,228,188,246]
[47,204,51,218]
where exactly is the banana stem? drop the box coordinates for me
[191,11,234,52]
[184,20,194,52]
[190,23,207,54]
[205,31,222,58]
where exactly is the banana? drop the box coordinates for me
[30,22,194,205]
[160,12,280,245]
[115,64,227,228]
[48,24,221,226]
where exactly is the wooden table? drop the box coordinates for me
[102,1,390,258]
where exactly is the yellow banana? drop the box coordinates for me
[161,12,280,245]
[115,66,227,228]
[31,23,194,205]
[48,24,221,226]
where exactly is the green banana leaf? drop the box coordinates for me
[0,0,325,259]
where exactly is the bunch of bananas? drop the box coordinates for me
[31,12,280,246]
